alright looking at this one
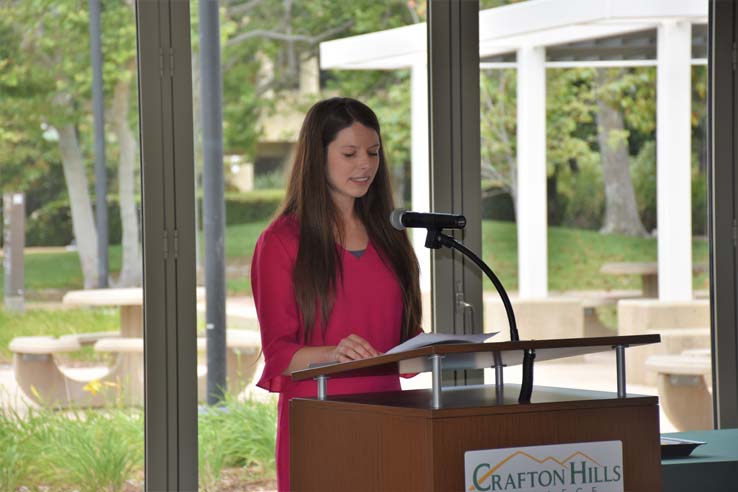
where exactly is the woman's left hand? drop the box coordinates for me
[332,334,381,363]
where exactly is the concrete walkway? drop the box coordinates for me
[1,350,677,431]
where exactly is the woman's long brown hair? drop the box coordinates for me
[279,97,421,343]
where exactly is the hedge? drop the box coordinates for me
[21,189,285,247]
[26,198,132,247]
[217,189,284,226]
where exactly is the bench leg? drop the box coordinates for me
[13,354,110,408]
[583,307,614,338]
[226,349,261,396]
[101,353,144,406]
[657,373,712,431]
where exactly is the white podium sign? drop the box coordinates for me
[465,440,624,492]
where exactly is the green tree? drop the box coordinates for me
[0,0,140,286]
[214,0,422,200]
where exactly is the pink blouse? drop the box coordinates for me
[251,215,407,491]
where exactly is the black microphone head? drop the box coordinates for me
[389,209,406,230]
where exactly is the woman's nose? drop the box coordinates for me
[357,153,372,169]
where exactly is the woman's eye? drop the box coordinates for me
[343,153,356,158]
[368,152,379,157]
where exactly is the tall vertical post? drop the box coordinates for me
[428,0,482,386]
[516,45,548,299]
[657,21,693,301]
[199,0,227,404]
[710,0,738,429]
[411,62,431,296]
[89,0,108,288]
[3,193,25,312]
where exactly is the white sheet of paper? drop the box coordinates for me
[385,332,498,355]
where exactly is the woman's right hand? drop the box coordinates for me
[333,334,381,363]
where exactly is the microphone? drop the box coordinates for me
[390,209,466,231]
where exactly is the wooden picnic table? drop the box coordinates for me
[600,262,706,298]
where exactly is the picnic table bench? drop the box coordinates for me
[646,347,712,431]
[9,329,261,408]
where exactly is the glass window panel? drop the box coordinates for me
[191,1,426,489]
[0,0,144,489]
[479,0,713,433]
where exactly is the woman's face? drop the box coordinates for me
[325,122,381,208]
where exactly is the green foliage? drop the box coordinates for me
[205,190,284,227]
[26,196,140,247]
[480,69,517,197]
[254,169,286,190]
[480,63,708,233]
[0,405,144,492]
[631,140,708,235]
[0,0,139,257]
[0,406,34,491]
[0,397,276,491]
[632,141,657,231]
[35,409,144,492]
[24,190,279,247]
[25,199,74,247]
[482,192,516,221]
[199,394,277,490]
[560,163,605,229]
[216,0,420,194]
[692,164,708,236]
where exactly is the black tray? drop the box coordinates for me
[661,436,706,459]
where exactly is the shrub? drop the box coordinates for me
[254,169,286,190]
[561,164,605,229]
[0,394,276,491]
[218,189,284,226]
[0,406,34,491]
[481,190,516,222]
[24,190,284,247]
[632,141,657,232]
[26,199,75,246]
[26,197,138,247]
[36,409,144,492]
[199,394,277,474]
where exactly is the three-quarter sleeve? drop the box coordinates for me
[252,228,303,393]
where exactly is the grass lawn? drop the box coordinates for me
[1,219,710,298]
[482,221,710,293]
[0,308,120,364]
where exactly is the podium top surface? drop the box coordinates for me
[291,334,659,382]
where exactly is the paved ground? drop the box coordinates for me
[0,346,677,424]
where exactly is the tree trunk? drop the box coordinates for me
[110,66,142,286]
[56,124,99,287]
[596,69,648,237]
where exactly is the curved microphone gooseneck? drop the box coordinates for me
[391,209,534,403]
[425,229,520,343]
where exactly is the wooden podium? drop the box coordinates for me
[291,335,662,491]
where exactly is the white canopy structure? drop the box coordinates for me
[320,0,708,301]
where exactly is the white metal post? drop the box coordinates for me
[411,62,431,294]
[516,45,548,298]
[657,21,693,301]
